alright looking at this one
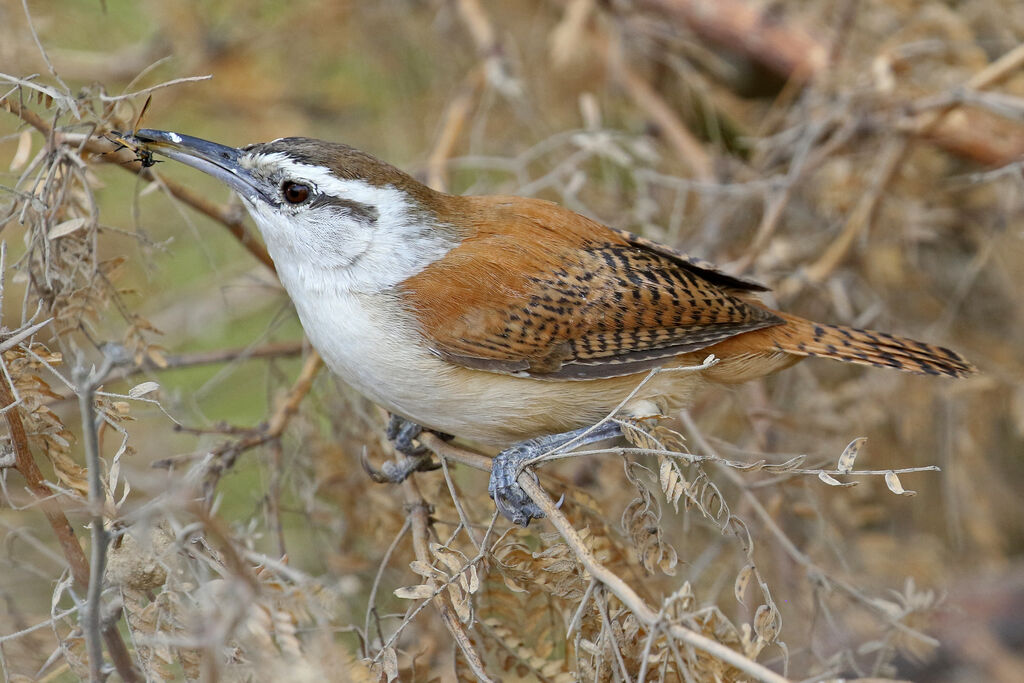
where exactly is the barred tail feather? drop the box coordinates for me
[769,313,976,378]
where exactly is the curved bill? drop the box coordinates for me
[131,129,270,204]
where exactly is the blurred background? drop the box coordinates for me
[1,0,1022,680]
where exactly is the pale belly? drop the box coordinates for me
[291,290,708,448]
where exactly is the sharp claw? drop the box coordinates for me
[361,449,395,483]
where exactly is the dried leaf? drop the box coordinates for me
[430,542,468,576]
[762,454,807,473]
[10,129,31,171]
[409,560,443,579]
[732,459,766,472]
[147,347,169,369]
[658,454,685,510]
[501,574,527,593]
[884,471,916,496]
[735,564,756,606]
[818,471,858,488]
[47,217,89,240]
[128,381,160,398]
[381,646,399,682]
[394,584,434,600]
[448,585,471,623]
[462,564,479,594]
[754,604,781,643]
[837,437,867,474]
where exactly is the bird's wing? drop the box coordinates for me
[400,196,781,379]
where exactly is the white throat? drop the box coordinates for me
[239,155,459,296]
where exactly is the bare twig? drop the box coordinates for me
[74,354,115,682]
[785,42,1024,293]
[454,0,519,97]
[678,411,942,649]
[426,67,484,192]
[782,134,907,296]
[200,351,323,483]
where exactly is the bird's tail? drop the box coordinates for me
[766,312,976,378]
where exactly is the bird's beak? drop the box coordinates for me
[130,129,270,204]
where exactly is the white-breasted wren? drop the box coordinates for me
[129,129,976,525]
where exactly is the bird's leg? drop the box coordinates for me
[362,414,449,483]
[489,421,623,527]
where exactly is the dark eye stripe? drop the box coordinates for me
[308,194,379,223]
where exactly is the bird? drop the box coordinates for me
[126,129,976,525]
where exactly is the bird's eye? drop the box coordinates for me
[282,181,311,204]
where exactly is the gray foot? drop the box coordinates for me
[489,421,623,527]
[386,413,427,456]
[362,414,448,484]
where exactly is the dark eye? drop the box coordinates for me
[282,181,310,204]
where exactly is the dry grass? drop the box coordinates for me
[1,0,1023,681]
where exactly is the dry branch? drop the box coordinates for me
[426,67,485,192]
[402,473,496,682]
[607,43,716,181]
[197,350,323,484]
[784,42,1024,293]
[633,0,829,82]
[0,359,140,682]
[418,432,791,682]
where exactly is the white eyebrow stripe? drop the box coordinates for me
[251,157,420,231]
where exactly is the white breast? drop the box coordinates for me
[288,285,451,416]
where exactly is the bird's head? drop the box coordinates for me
[131,129,460,293]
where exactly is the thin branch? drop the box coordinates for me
[97,74,213,102]
[0,317,53,354]
[426,67,484,192]
[416,433,791,683]
[364,518,411,657]
[199,350,323,485]
[100,340,304,383]
[678,411,942,649]
[75,354,115,682]
[19,0,73,105]
[454,0,519,96]
[784,42,1024,293]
